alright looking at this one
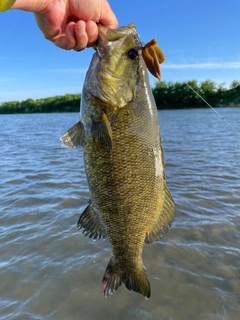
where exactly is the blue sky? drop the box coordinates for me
[1,0,240,102]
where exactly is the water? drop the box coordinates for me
[0,109,240,320]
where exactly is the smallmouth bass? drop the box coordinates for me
[60,24,174,298]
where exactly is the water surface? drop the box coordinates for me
[1,108,240,319]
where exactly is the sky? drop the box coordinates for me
[0,0,240,102]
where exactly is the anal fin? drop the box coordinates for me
[145,182,175,244]
[77,201,107,240]
[60,121,83,148]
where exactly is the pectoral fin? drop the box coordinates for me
[91,112,113,151]
[145,182,175,244]
[77,200,107,240]
[60,121,84,148]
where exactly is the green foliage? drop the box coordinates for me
[152,80,240,109]
[0,94,80,114]
[230,80,240,89]
[1,80,240,114]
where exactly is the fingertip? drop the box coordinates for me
[54,22,76,50]
[100,1,118,29]
[107,18,118,29]
[99,14,118,29]
[100,16,118,29]
[85,21,98,47]
[74,20,88,51]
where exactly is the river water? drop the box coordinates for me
[0,108,240,320]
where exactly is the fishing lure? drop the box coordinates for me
[141,39,165,80]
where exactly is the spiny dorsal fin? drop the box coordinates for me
[60,121,83,148]
[77,201,107,240]
[145,182,175,244]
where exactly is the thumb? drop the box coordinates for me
[99,1,118,29]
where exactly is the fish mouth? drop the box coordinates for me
[96,24,124,58]
[95,24,108,59]
[96,23,140,58]
[97,24,108,39]
[98,24,132,42]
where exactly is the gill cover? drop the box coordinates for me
[84,24,142,109]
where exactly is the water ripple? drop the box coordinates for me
[0,110,240,319]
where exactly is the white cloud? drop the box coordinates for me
[162,62,240,69]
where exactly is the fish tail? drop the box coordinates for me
[102,259,151,298]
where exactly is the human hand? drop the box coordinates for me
[19,0,118,51]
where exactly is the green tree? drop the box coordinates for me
[230,80,240,89]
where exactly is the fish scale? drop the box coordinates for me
[60,23,174,298]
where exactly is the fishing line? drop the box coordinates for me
[166,70,240,135]
[183,81,240,135]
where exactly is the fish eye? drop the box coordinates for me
[128,48,139,60]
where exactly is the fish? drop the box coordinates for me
[60,23,174,298]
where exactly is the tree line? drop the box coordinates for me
[153,80,240,109]
[0,80,240,114]
[0,94,80,114]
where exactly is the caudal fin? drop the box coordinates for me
[102,259,151,298]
